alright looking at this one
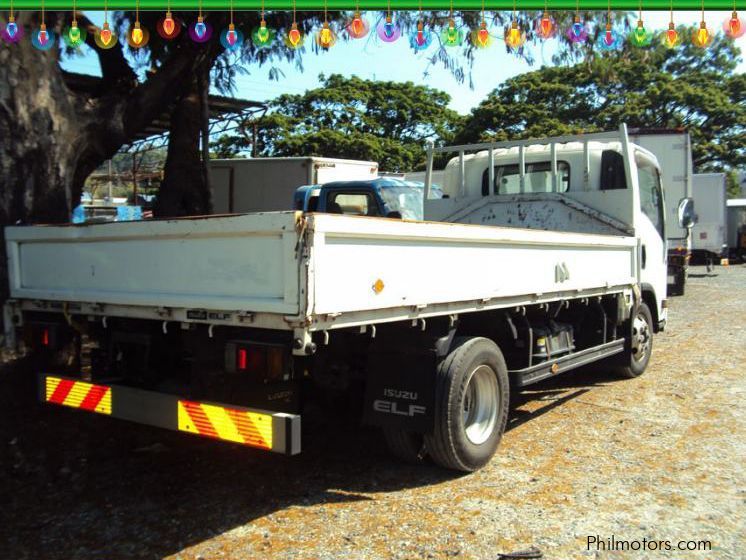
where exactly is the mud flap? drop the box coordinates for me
[362,347,437,434]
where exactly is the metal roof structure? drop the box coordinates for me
[62,71,268,152]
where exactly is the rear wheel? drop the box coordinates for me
[425,337,509,472]
[615,302,654,379]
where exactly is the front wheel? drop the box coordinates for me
[615,302,654,379]
[425,337,509,472]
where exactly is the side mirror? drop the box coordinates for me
[677,197,697,229]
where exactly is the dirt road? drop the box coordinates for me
[1,264,744,560]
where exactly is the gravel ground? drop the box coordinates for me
[0,264,744,560]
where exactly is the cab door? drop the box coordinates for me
[635,153,668,320]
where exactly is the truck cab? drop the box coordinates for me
[294,178,442,221]
[422,125,675,332]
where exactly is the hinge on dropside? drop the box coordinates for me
[237,311,255,324]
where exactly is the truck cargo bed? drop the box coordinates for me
[6,212,639,338]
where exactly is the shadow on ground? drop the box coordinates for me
[0,356,619,559]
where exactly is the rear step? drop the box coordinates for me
[39,373,301,455]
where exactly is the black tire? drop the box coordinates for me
[615,302,654,379]
[669,268,685,296]
[425,337,509,472]
[382,428,427,464]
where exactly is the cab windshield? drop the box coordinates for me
[378,183,442,221]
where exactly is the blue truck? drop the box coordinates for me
[293,178,442,221]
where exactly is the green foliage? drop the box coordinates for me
[214,74,462,171]
[726,170,743,199]
[457,28,746,173]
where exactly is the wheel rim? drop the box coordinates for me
[631,310,651,364]
[462,364,499,445]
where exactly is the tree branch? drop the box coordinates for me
[77,12,137,88]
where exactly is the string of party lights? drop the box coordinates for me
[1,2,744,52]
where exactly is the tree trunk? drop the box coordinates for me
[0,12,224,304]
[155,51,216,217]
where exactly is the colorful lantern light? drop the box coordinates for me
[6,18,18,40]
[409,0,433,52]
[504,20,525,50]
[567,17,588,43]
[347,6,369,39]
[316,21,337,49]
[692,20,713,47]
[724,8,744,38]
[127,1,150,49]
[628,4,651,47]
[190,16,213,43]
[441,2,465,47]
[285,0,304,48]
[471,1,491,48]
[157,1,181,40]
[596,4,623,52]
[409,20,433,51]
[285,21,304,48]
[220,0,244,50]
[661,22,680,48]
[472,20,491,48]
[252,19,276,47]
[441,18,464,47]
[315,0,336,49]
[597,22,623,50]
[32,1,56,51]
[32,22,55,50]
[535,6,556,40]
[377,0,401,43]
[63,17,88,48]
[567,0,588,44]
[691,0,713,47]
[220,22,244,50]
[95,1,118,49]
[3,0,23,44]
[95,21,118,48]
[251,0,275,47]
[63,0,86,49]
[660,3,680,48]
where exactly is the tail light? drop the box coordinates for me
[225,342,287,382]
[23,322,67,351]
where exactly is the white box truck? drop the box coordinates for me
[210,157,378,214]
[727,198,746,261]
[627,129,694,296]
[4,125,678,472]
[691,173,727,262]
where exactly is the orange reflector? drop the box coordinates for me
[177,400,273,449]
[45,376,112,415]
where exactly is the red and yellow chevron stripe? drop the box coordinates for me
[45,376,112,415]
[177,400,273,450]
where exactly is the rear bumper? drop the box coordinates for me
[39,373,301,455]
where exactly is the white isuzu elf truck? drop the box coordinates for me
[3,125,683,472]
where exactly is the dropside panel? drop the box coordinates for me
[6,213,302,315]
[308,214,637,316]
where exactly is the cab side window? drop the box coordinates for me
[637,161,665,239]
[600,150,627,190]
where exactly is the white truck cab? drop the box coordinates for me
[423,125,671,331]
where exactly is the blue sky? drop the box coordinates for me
[63,10,744,115]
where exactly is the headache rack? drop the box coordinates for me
[423,123,634,201]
